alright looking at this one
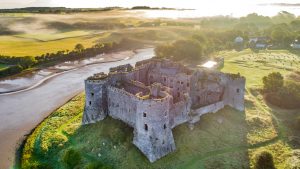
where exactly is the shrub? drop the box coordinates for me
[62,148,81,169]
[84,161,112,169]
[23,161,52,169]
[254,151,275,169]
[262,72,284,92]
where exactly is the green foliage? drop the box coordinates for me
[264,72,300,109]
[155,39,205,61]
[262,72,284,92]
[84,161,112,169]
[62,148,82,169]
[254,151,275,169]
[19,56,37,68]
[154,44,173,58]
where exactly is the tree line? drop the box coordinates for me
[0,41,124,78]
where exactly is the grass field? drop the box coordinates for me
[0,10,195,57]
[0,27,194,57]
[20,49,300,169]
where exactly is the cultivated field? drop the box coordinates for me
[0,11,194,57]
[21,50,300,169]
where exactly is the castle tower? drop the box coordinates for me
[82,73,108,125]
[133,83,176,162]
[223,74,246,111]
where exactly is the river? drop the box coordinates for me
[0,48,154,169]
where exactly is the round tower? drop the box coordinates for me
[82,73,108,125]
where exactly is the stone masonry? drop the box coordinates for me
[82,58,245,162]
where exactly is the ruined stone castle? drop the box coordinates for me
[82,58,245,162]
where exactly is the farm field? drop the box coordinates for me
[20,50,300,169]
[0,11,194,57]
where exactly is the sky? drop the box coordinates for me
[0,0,300,17]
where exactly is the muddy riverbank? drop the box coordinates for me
[0,48,154,169]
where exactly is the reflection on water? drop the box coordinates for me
[201,61,217,68]
[0,53,106,93]
[131,5,300,19]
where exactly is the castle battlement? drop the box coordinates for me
[82,58,245,162]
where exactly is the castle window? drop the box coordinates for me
[143,112,147,117]
[144,124,148,131]
[91,92,94,96]
[164,77,167,82]
[164,124,166,129]
[177,92,180,98]
[187,83,190,87]
[89,101,91,105]
[181,81,183,85]
[237,88,240,93]
[162,140,165,145]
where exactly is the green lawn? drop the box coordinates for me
[20,50,300,169]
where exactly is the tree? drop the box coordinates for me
[254,151,275,169]
[172,39,204,60]
[75,43,84,52]
[154,44,173,58]
[19,56,37,69]
[262,72,284,92]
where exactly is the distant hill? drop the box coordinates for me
[0,7,123,13]
[0,6,179,14]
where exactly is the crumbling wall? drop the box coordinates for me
[190,101,225,124]
[107,86,138,127]
[190,70,225,108]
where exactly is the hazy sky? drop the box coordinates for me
[0,0,299,8]
[1,0,300,16]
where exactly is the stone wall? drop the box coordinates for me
[107,86,138,128]
[190,101,225,124]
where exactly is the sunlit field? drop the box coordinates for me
[21,50,300,169]
[0,11,196,57]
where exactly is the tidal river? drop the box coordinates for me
[0,48,154,169]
